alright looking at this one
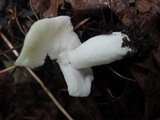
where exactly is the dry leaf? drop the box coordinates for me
[131,53,160,119]
[50,0,63,17]
[70,0,105,11]
[30,0,63,18]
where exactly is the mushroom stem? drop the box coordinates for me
[57,51,94,97]
[68,32,132,69]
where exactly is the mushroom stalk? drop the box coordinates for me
[67,32,132,69]
[57,51,93,97]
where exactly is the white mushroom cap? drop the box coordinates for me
[15,16,81,68]
[67,32,132,69]
[57,51,94,97]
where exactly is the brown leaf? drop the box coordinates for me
[111,0,134,25]
[30,0,62,18]
[136,0,151,13]
[111,0,159,28]
[70,0,105,11]
[50,0,63,17]
[30,0,50,16]
[131,53,160,119]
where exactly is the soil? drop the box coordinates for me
[0,0,160,120]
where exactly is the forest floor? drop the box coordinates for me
[0,0,160,120]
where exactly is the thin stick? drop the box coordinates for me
[15,17,26,36]
[1,32,73,120]
[27,16,35,23]
[0,66,16,74]
[74,17,91,30]
[30,0,39,20]
[7,6,26,35]
[108,66,136,82]
[14,6,26,35]
[26,67,73,120]
[0,32,19,56]
[0,45,22,56]
[98,0,107,25]
[107,88,115,99]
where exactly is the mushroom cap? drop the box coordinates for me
[57,51,94,97]
[15,16,81,68]
[68,32,132,69]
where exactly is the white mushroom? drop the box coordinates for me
[15,16,81,68]
[14,16,133,97]
[14,16,94,97]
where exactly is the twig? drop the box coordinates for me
[98,0,107,25]
[1,32,73,120]
[99,87,136,105]
[107,88,115,99]
[74,17,91,30]
[0,66,16,74]
[0,32,19,56]
[30,0,39,20]
[107,66,136,82]
[15,17,26,36]
[14,6,26,35]
[26,67,73,120]
[27,16,35,23]
[0,45,22,56]
[7,6,26,35]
